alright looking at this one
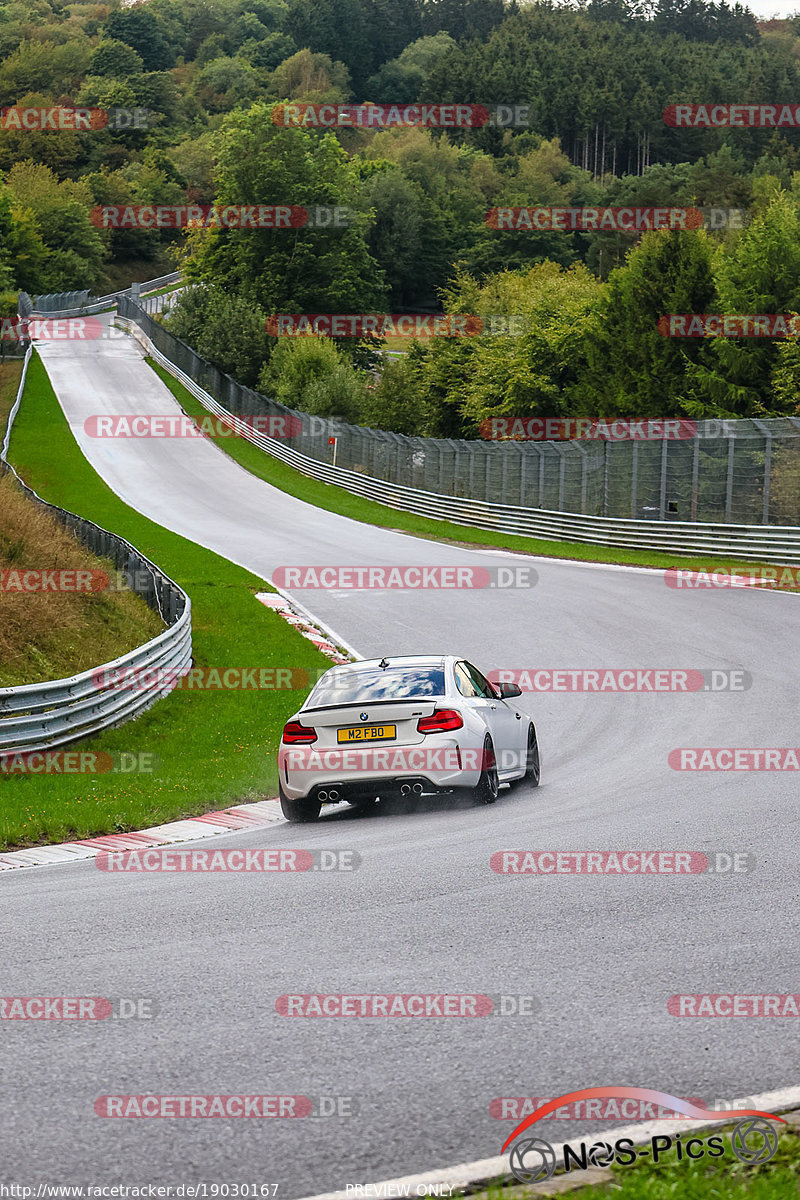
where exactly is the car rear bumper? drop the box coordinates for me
[309,776,454,804]
[277,739,481,802]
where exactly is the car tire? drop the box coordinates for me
[474,735,499,805]
[524,724,540,787]
[279,784,321,823]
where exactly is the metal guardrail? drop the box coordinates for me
[0,347,192,756]
[117,309,800,566]
[20,272,181,320]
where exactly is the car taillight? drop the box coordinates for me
[417,709,463,733]
[282,720,317,744]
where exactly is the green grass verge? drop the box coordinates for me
[0,358,23,428]
[0,351,331,851]
[146,359,792,583]
[141,284,183,299]
[471,1121,800,1199]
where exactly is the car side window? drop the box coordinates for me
[465,662,498,699]
[454,662,479,697]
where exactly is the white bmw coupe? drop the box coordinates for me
[277,654,540,822]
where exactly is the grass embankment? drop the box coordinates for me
[0,473,163,686]
[472,1119,800,1200]
[146,359,792,582]
[0,352,331,851]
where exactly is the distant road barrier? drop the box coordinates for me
[0,346,192,756]
[19,271,181,320]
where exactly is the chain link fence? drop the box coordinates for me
[121,295,800,527]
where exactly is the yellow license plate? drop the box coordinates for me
[337,724,397,743]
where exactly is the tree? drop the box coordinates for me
[0,39,91,103]
[416,262,603,436]
[258,335,367,420]
[5,162,106,291]
[362,168,424,306]
[89,40,144,78]
[0,181,18,290]
[285,0,374,91]
[184,103,388,315]
[579,228,717,416]
[194,56,263,113]
[165,286,272,385]
[687,183,800,417]
[240,33,298,71]
[364,32,452,100]
[103,10,176,71]
[361,351,435,434]
[268,48,350,103]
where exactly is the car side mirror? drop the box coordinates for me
[491,681,522,699]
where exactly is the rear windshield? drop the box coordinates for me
[307,665,446,706]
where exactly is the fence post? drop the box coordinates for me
[725,435,735,522]
[752,420,772,526]
[691,434,700,521]
[631,441,638,517]
[659,437,668,520]
[579,444,588,513]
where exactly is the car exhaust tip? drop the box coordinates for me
[328,788,340,801]
[318,789,328,802]
[400,784,411,797]
[412,783,424,795]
